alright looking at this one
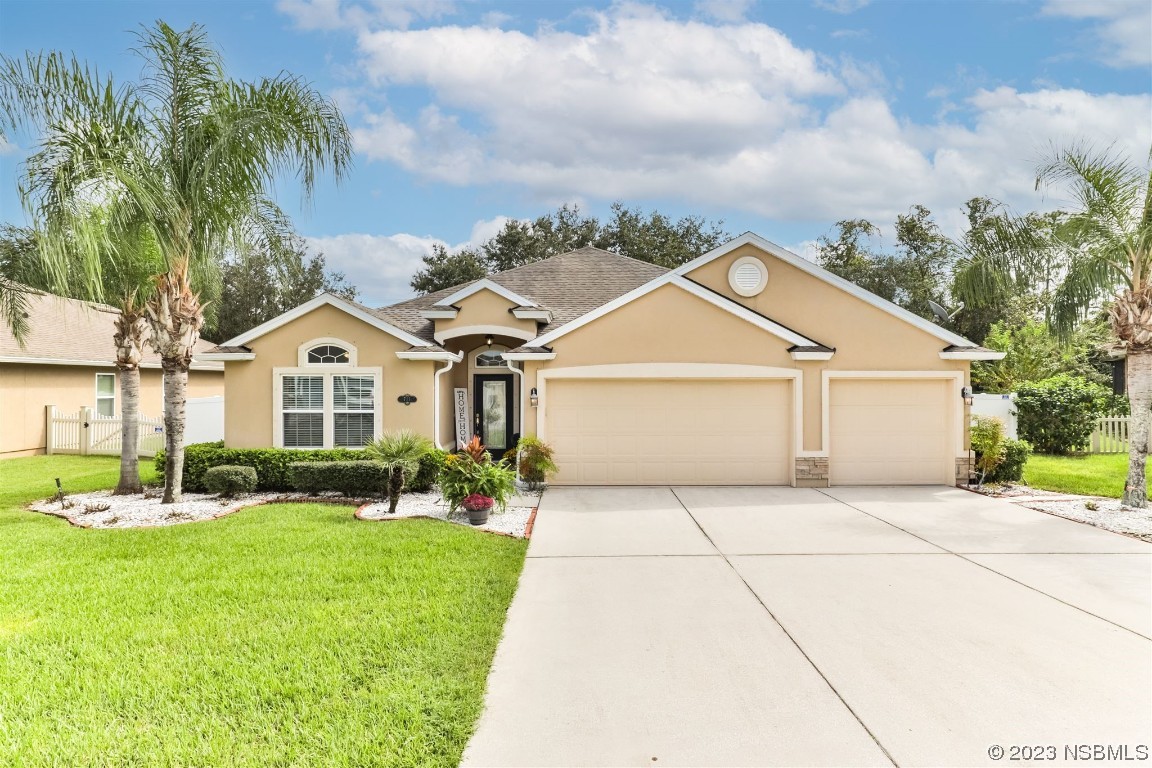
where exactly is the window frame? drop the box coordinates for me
[297,337,358,367]
[95,372,116,418]
[273,366,382,449]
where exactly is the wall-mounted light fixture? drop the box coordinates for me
[485,334,493,347]
[529,387,539,407]
[961,385,974,407]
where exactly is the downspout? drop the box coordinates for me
[504,359,526,482]
[434,356,459,451]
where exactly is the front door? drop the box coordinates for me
[474,374,514,458]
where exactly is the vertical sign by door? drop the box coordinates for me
[453,388,470,449]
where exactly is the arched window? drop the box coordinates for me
[307,344,350,364]
[475,349,507,368]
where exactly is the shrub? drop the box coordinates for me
[987,439,1032,484]
[409,449,448,493]
[155,443,368,492]
[970,416,1005,487]
[1014,374,1112,454]
[440,453,517,512]
[515,435,557,488]
[288,461,387,497]
[203,465,257,497]
[365,430,437,515]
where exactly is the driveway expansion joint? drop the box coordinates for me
[669,487,900,768]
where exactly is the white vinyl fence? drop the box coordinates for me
[184,396,225,445]
[46,406,166,457]
[1090,416,1129,454]
[971,393,1018,439]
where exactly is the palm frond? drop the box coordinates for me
[0,277,31,345]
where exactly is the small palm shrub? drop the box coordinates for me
[203,465,257,497]
[365,430,435,515]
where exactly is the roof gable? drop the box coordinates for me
[222,293,432,349]
[677,233,978,348]
[433,279,537,308]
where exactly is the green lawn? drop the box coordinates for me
[1024,452,1145,499]
[0,455,527,767]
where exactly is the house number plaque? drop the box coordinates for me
[397,394,418,405]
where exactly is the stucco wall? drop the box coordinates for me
[222,304,436,449]
[0,364,223,457]
[432,288,538,342]
[516,247,969,453]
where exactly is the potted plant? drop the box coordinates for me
[461,493,495,525]
[441,440,517,525]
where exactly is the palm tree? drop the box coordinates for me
[0,21,352,502]
[957,144,1151,507]
[0,279,29,344]
[366,430,435,515]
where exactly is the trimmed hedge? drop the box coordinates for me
[155,442,446,493]
[288,461,387,497]
[410,449,448,493]
[203,465,257,497]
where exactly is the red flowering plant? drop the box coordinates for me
[461,493,495,511]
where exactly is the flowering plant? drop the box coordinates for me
[461,493,495,511]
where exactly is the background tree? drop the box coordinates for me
[205,232,356,342]
[410,202,730,294]
[955,143,1152,507]
[0,21,352,502]
[815,207,955,321]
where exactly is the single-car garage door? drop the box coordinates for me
[829,378,953,485]
[546,379,792,485]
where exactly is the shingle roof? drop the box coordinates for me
[0,288,223,370]
[374,247,669,342]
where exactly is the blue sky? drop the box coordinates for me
[1,0,1149,306]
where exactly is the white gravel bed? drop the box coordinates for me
[357,491,537,538]
[28,489,295,528]
[973,484,1152,542]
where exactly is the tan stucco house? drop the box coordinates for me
[201,233,1003,486]
[1,290,224,458]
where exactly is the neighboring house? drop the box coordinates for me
[203,233,1003,486]
[0,290,224,458]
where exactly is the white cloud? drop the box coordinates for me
[0,135,16,156]
[341,5,1149,230]
[1042,0,1151,67]
[813,0,871,14]
[277,0,457,30]
[695,0,755,23]
[305,216,510,305]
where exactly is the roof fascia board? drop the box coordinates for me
[224,293,431,348]
[939,349,1006,361]
[195,352,256,361]
[671,232,978,348]
[502,351,557,361]
[420,308,459,320]
[790,350,835,361]
[0,355,222,370]
[433,279,538,308]
[511,307,553,321]
[395,350,464,362]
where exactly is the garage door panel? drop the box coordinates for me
[548,379,791,485]
[830,379,952,486]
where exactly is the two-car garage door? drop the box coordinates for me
[546,379,792,485]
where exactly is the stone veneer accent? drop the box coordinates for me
[795,457,829,487]
[955,455,974,485]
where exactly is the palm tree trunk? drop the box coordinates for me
[113,297,148,495]
[160,360,188,503]
[147,262,204,504]
[116,366,143,494]
[388,467,403,515]
[1123,350,1151,508]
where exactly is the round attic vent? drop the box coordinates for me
[728,256,768,297]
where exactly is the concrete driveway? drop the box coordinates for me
[461,486,1152,767]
